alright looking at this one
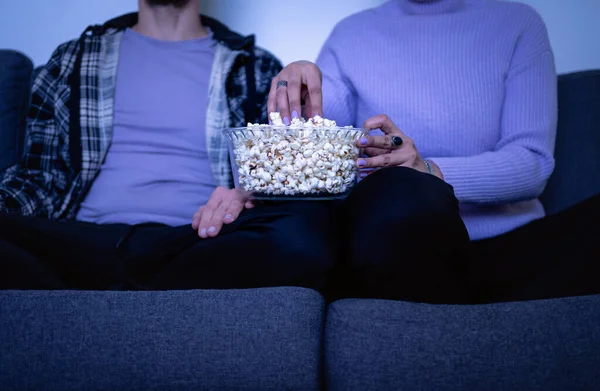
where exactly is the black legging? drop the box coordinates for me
[331,167,600,304]
[330,167,470,303]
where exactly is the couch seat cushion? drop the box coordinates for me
[325,295,600,391]
[0,287,324,391]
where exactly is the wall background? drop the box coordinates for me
[0,0,599,74]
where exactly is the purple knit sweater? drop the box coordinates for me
[317,0,558,240]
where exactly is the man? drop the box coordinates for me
[0,0,336,290]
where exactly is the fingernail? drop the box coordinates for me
[224,214,233,221]
[358,159,366,167]
[292,110,299,119]
[283,116,290,126]
[200,228,207,237]
[359,137,368,146]
[208,227,216,234]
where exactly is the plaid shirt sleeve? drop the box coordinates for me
[0,42,76,217]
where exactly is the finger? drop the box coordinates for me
[276,82,292,125]
[198,201,222,238]
[287,76,303,121]
[206,204,228,238]
[302,68,322,117]
[207,192,243,236]
[301,91,312,118]
[267,78,279,120]
[363,114,404,136]
[245,200,256,209]
[359,167,379,179]
[198,187,232,238]
[363,147,390,157]
[357,153,405,169]
[223,198,245,225]
[358,135,395,149]
[192,206,204,229]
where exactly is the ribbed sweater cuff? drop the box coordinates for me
[429,156,527,204]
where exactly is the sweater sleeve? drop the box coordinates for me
[428,13,557,204]
[316,26,357,127]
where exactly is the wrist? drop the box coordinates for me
[425,159,444,180]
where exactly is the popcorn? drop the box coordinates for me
[232,113,363,197]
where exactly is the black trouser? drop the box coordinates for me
[0,201,338,291]
[2,167,599,305]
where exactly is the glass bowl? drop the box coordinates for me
[223,125,366,200]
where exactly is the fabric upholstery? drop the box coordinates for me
[0,288,325,391]
[0,50,33,173]
[540,70,600,214]
[325,296,600,391]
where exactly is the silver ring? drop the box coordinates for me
[276,80,288,90]
[390,136,403,148]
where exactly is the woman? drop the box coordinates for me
[269,0,600,304]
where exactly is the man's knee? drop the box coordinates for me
[0,238,66,290]
[336,167,469,301]
[344,167,466,240]
[252,202,338,287]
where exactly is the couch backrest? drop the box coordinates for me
[540,70,600,214]
[0,50,33,173]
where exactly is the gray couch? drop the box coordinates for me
[1,49,599,391]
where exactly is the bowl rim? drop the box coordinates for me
[223,125,368,137]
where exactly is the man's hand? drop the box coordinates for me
[267,61,323,123]
[191,187,255,239]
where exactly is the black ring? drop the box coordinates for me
[276,80,288,90]
[390,136,403,148]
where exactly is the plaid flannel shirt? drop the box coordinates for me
[0,14,282,219]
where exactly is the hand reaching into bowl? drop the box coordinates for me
[267,63,443,180]
[358,115,444,180]
[267,61,323,124]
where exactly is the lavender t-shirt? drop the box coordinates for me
[77,28,216,226]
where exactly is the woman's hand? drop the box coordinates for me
[192,187,255,239]
[358,115,444,180]
[267,61,323,123]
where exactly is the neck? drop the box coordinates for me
[134,1,207,41]
[398,0,466,15]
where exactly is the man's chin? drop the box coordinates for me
[145,0,191,8]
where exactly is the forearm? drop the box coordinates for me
[429,146,554,204]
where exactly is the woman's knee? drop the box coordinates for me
[335,167,469,301]
[344,167,467,239]
[349,167,459,213]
